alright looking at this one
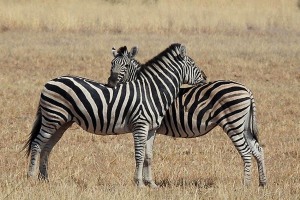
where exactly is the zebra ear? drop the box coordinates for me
[179,44,187,58]
[112,47,118,57]
[129,46,138,58]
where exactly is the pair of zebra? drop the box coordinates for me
[24,43,266,188]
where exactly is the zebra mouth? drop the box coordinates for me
[196,79,207,86]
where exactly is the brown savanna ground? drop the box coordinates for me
[1,0,300,199]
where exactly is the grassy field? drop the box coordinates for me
[1,0,300,199]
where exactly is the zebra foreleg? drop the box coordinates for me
[132,127,148,187]
[38,122,73,180]
[143,130,158,188]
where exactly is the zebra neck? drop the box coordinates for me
[139,70,181,117]
[143,54,182,84]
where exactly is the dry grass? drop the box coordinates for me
[0,0,300,199]
[0,0,300,33]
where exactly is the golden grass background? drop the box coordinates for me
[0,0,300,199]
[1,0,300,33]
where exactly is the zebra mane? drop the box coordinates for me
[117,46,128,56]
[131,59,142,68]
[142,43,181,67]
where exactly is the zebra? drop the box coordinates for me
[106,46,267,187]
[24,43,207,188]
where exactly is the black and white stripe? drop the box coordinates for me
[107,46,267,187]
[24,43,206,188]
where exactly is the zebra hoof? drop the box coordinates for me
[136,180,146,188]
[38,173,49,182]
[145,181,159,189]
[259,182,267,187]
[149,182,159,189]
[27,172,34,179]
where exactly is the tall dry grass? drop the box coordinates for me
[0,0,300,199]
[0,0,299,33]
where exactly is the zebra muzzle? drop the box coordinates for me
[107,73,119,87]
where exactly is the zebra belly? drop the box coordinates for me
[157,112,218,138]
[68,107,133,135]
[75,120,132,135]
[156,92,221,138]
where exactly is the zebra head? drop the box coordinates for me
[107,46,139,87]
[176,44,207,85]
[107,44,207,87]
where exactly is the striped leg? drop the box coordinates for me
[232,134,266,186]
[28,143,41,178]
[143,130,158,188]
[133,125,148,187]
[38,151,49,180]
[242,152,253,186]
[27,107,68,179]
[27,110,42,178]
[28,129,54,179]
[225,122,253,185]
[251,142,267,186]
[39,122,73,180]
[230,135,253,186]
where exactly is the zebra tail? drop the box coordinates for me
[22,106,42,157]
[249,93,259,143]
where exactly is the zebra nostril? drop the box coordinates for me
[109,73,119,80]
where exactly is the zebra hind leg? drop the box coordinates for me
[241,151,253,186]
[28,143,41,178]
[239,131,267,187]
[28,130,53,179]
[250,141,267,187]
[38,122,73,180]
[226,128,253,186]
[27,108,42,178]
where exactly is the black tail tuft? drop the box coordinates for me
[22,106,42,157]
[250,95,259,142]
